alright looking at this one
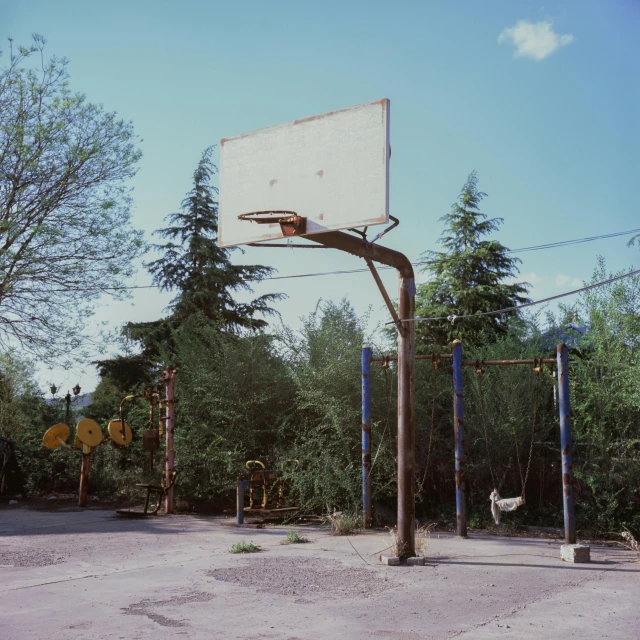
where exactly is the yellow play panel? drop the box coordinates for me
[108,420,132,446]
[43,423,70,449]
[76,418,103,447]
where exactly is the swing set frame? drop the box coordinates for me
[362,342,576,545]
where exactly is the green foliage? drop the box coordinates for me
[277,300,374,513]
[415,171,529,349]
[281,530,309,544]
[229,540,261,553]
[551,257,640,533]
[329,512,363,536]
[0,35,144,363]
[171,315,292,501]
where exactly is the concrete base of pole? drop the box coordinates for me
[380,556,425,566]
[561,544,591,563]
[220,522,265,529]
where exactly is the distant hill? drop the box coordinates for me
[44,392,93,408]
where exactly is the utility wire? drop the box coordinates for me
[265,227,640,281]
[30,227,640,292]
[393,267,640,325]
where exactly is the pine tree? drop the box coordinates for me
[104,147,282,375]
[145,147,282,329]
[415,171,529,349]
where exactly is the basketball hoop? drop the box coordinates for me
[238,211,307,236]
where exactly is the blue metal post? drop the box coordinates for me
[362,345,372,528]
[452,340,467,537]
[557,343,576,544]
[236,478,250,526]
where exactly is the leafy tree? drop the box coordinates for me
[121,147,282,362]
[415,171,529,349]
[171,316,291,500]
[551,257,640,532]
[0,36,144,363]
[278,299,387,512]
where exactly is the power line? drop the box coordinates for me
[32,226,640,292]
[225,226,640,282]
[396,267,640,325]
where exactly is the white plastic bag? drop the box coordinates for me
[489,490,525,525]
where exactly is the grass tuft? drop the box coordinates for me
[329,512,363,536]
[281,530,310,545]
[229,540,261,554]
[621,527,640,556]
[387,522,435,558]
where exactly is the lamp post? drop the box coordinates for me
[50,383,87,505]
[50,383,82,425]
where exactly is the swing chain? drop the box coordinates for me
[418,355,439,496]
[369,358,395,477]
[520,360,541,498]
[475,362,498,491]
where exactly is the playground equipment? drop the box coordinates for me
[42,417,129,506]
[115,367,177,517]
[219,99,421,557]
[475,356,540,525]
[41,367,176,512]
[362,342,583,557]
[236,459,299,525]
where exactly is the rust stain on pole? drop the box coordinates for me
[78,453,90,508]
[162,367,176,515]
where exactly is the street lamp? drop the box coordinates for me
[50,383,83,425]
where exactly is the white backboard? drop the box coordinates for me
[218,99,390,247]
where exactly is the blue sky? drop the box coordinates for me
[2,0,639,391]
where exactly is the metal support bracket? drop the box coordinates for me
[365,258,403,332]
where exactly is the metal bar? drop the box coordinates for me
[371,354,452,362]
[362,345,372,528]
[236,479,250,525]
[163,368,176,514]
[365,258,402,329]
[307,229,416,559]
[462,359,556,367]
[78,453,90,508]
[247,242,329,248]
[557,343,576,544]
[371,356,555,365]
[452,340,467,537]
[369,214,400,244]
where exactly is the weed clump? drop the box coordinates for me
[229,540,261,554]
[281,530,310,545]
[329,512,363,536]
[387,522,434,558]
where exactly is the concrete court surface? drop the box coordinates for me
[1,507,638,640]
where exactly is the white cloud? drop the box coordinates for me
[555,274,582,288]
[521,271,543,285]
[498,20,574,61]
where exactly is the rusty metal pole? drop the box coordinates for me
[163,367,176,514]
[362,345,373,528]
[452,340,467,537]
[78,451,90,508]
[557,343,576,544]
[307,228,416,558]
[396,274,416,558]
